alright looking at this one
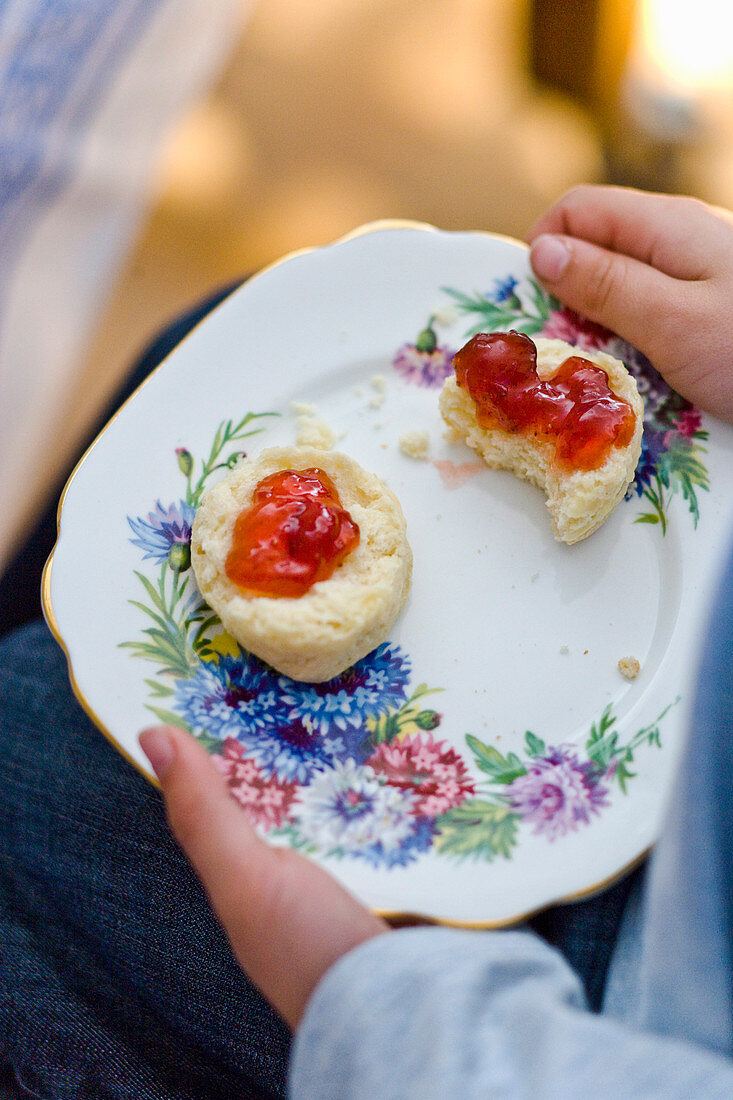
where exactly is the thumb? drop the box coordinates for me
[138,723,266,890]
[138,724,387,1028]
[529,232,670,352]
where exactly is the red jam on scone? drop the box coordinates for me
[453,330,636,470]
[225,468,360,598]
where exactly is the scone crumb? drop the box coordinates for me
[618,656,641,680]
[291,402,337,450]
[368,376,387,410]
[398,430,430,460]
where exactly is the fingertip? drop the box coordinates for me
[140,725,241,860]
[139,724,177,780]
[140,723,221,789]
[530,234,572,284]
[138,726,262,874]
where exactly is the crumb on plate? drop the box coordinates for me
[368,376,387,410]
[291,401,337,449]
[618,655,640,680]
[398,430,430,460]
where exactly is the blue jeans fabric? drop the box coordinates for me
[0,289,640,1096]
[0,620,640,1097]
[0,620,290,1098]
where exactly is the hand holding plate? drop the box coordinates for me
[528,184,733,424]
[139,724,388,1029]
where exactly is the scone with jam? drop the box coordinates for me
[439,331,644,544]
[191,445,412,681]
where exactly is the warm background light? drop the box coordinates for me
[77,0,603,435]
[635,0,733,93]
[9,0,733,568]
[619,0,733,205]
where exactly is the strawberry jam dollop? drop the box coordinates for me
[453,330,636,470]
[225,468,360,598]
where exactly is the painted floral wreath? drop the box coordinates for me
[123,274,685,869]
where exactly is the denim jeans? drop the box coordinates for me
[0,289,640,1097]
[0,620,291,1099]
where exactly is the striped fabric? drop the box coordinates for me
[0,0,245,572]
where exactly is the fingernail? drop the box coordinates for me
[530,234,571,282]
[139,726,176,779]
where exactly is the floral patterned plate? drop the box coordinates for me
[44,222,733,926]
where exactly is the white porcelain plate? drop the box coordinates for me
[44,222,733,925]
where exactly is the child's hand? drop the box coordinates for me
[527,185,733,423]
[139,725,388,1030]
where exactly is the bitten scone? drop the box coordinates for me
[191,445,412,682]
[439,332,644,544]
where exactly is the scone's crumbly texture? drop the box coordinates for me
[291,402,337,449]
[618,655,641,680]
[398,430,430,460]
[438,336,644,544]
[191,445,412,682]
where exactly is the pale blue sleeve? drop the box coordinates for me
[288,925,733,1099]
